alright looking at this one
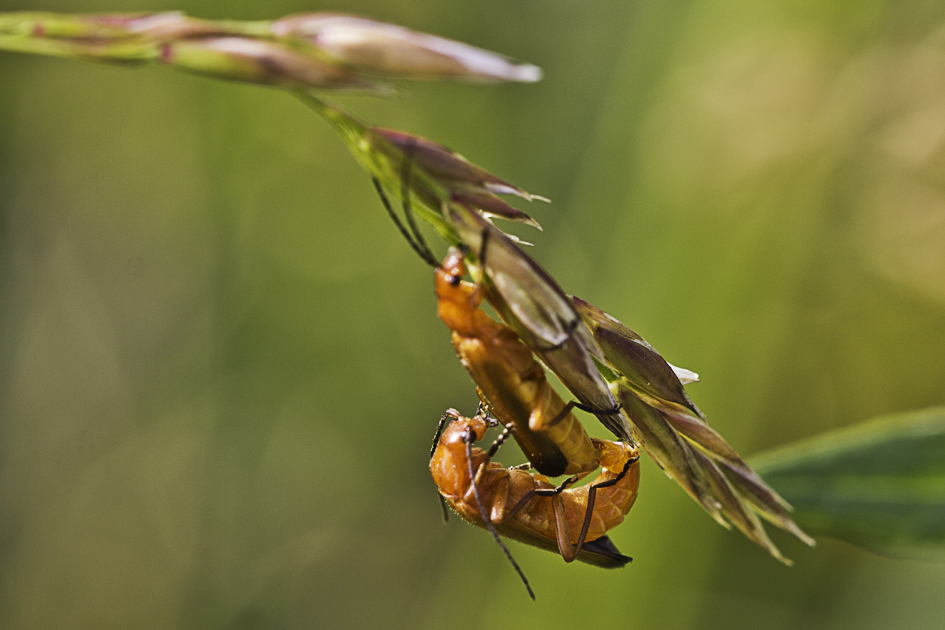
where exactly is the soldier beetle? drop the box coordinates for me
[429,409,640,599]
[435,245,621,477]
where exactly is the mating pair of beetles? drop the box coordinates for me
[370,131,813,600]
[429,243,641,600]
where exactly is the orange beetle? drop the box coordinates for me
[430,409,640,599]
[435,246,616,477]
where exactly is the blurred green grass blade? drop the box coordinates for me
[751,407,945,559]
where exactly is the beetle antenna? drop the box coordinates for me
[431,409,461,523]
[430,409,458,459]
[399,140,438,267]
[464,428,535,600]
[487,424,514,458]
[372,177,437,268]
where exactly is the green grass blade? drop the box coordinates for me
[751,407,945,559]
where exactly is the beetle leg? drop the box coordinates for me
[478,227,491,272]
[490,472,512,523]
[530,316,579,352]
[462,227,492,304]
[476,390,501,424]
[500,474,579,522]
[566,457,635,562]
[545,400,623,429]
[551,494,579,562]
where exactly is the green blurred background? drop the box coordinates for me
[2,0,945,628]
